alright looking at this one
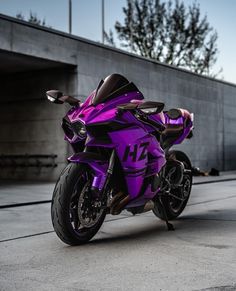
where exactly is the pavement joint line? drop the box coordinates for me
[0,200,52,209]
[1,214,235,243]
[187,195,236,206]
[1,213,235,243]
[193,177,236,185]
[0,230,54,243]
[0,215,134,243]
[0,178,236,209]
[188,194,236,206]
[180,217,236,222]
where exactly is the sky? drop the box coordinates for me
[0,0,236,84]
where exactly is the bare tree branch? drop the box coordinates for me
[112,0,220,76]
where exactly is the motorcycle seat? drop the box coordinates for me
[162,124,183,137]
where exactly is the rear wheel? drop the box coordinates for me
[153,151,192,220]
[51,163,106,245]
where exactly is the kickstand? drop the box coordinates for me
[157,197,175,231]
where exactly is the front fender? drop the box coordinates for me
[68,152,108,191]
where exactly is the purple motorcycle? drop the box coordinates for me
[46,74,194,245]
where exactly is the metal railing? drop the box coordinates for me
[0,154,58,168]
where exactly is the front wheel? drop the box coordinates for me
[51,163,106,245]
[153,151,192,220]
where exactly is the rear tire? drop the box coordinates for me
[51,163,106,245]
[153,151,192,220]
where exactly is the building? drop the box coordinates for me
[0,14,236,181]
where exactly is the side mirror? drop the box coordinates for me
[46,90,64,104]
[46,90,80,106]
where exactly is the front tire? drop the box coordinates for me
[51,163,106,245]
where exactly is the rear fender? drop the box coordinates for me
[68,152,108,191]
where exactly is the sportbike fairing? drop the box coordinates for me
[64,74,193,203]
[48,73,194,245]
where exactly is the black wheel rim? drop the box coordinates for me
[69,172,104,235]
[169,174,191,213]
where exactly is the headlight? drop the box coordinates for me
[71,121,87,138]
[62,118,74,139]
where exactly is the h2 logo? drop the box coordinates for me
[123,142,149,162]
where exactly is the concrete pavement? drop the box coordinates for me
[193,171,236,185]
[0,179,236,291]
[1,171,236,207]
[0,181,54,207]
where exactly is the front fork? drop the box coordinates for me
[68,149,115,197]
[91,150,115,199]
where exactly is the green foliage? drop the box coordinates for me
[16,11,47,27]
[107,0,220,76]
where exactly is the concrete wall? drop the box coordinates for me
[0,14,236,181]
[223,85,236,170]
[75,42,235,171]
[0,67,77,180]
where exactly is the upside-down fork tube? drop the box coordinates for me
[68,152,109,192]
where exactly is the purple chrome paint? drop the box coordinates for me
[68,153,108,191]
[62,75,193,204]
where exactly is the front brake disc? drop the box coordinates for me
[77,182,103,228]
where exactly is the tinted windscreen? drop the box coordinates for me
[92,74,137,105]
